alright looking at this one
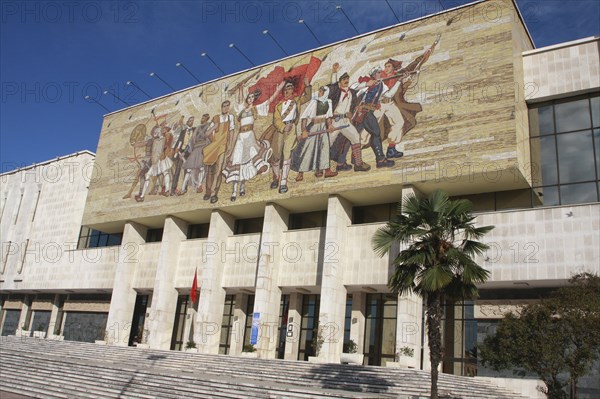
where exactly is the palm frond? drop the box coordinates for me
[389,262,420,295]
[371,225,396,257]
[419,264,454,292]
[462,240,489,256]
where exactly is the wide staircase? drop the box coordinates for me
[0,336,528,399]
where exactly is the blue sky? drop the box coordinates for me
[1,0,599,171]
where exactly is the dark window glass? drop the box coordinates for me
[343,296,352,353]
[590,96,599,127]
[2,309,21,336]
[98,234,109,247]
[219,295,236,355]
[533,186,559,207]
[594,129,600,178]
[451,193,495,212]
[146,228,163,243]
[352,203,396,224]
[234,217,263,235]
[495,189,532,210]
[77,227,122,249]
[289,211,327,230]
[559,183,598,205]
[107,234,123,246]
[243,295,255,347]
[556,130,595,184]
[62,312,108,343]
[188,223,209,239]
[298,294,320,361]
[529,94,600,207]
[536,105,554,135]
[535,135,558,185]
[170,295,189,351]
[554,98,591,133]
[276,295,290,360]
[89,230,100,247]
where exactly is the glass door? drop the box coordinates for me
[364,293,397,366]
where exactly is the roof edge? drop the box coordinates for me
[0,150,96,177]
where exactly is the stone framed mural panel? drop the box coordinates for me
[83,0,534,227]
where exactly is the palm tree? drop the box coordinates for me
[372,190,493,399]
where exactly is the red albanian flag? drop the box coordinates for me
[190,269,198,304]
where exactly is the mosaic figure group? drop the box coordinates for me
[124,36,439,203]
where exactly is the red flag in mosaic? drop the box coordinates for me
[249,56,322,113]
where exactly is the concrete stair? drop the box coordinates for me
[0,336,529,399]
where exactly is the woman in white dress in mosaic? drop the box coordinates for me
[223,89,278,201]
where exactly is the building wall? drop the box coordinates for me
[1,152,96,290]
[524,37,600,102]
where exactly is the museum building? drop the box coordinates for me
[1,0,598,392]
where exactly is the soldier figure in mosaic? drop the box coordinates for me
[260,78,312,194]
[328,68,394,170]
[376,35,440,158]
[327,65,371,173]
[291,85,337,182]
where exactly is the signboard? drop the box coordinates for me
[250,312,260,345]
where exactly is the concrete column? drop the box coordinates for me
[230,294,248,355]
[105,221,147,346]
[350,292,366,354]
[253,203,288,359]
[284,292,302,360]
[146,216,188,350]
[402,185,423,199]
[399,185,424,369]
[318,195,352,363]
[194,210,235,353]
[396,292,422,368]
[47,294,61,336]
[17,295,31,333]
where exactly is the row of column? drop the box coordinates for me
[104,189,425,364]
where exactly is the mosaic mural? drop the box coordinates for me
[123,37,438,204]
[84,0,532,226]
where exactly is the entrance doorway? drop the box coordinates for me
[364,293,397,366]
[170,295,190,350]
[298,294,320,361]
[129,294,149,346]
[275,295,289,359]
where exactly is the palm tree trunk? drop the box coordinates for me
[426,292,443,399]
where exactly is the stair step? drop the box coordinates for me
[0,337,528,399]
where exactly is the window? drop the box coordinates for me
[242,295,255,347]
[529,93,600,206]
[450,189,533,212]
[77,227,123,249]
[288,210,327,230]
[146,228,163,243]
[342,295,352,353]
[234,217,263,235]
[352,203,397,224]
[187,223,209,239]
